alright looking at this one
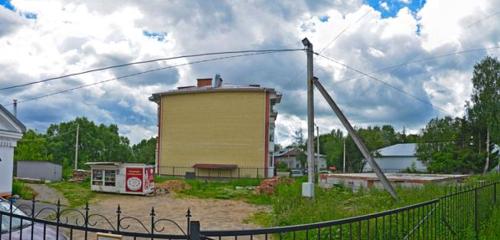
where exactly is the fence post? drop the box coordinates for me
[474,187,479,240]
[189,221,201,240]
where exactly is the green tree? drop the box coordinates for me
[466,56,500,173]
[14,130,52,161]
[131,137,157,164]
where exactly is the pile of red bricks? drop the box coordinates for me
[255,177,293,195]
[155,180,191,194]
[70,170,90,182]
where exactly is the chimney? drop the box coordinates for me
[212,74,223,88]
[13,99,17,117]
[197,78,212,87]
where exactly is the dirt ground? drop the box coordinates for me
[84,192,270,235]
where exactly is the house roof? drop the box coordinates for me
[0,104,26,133]
[274,147,326,158]
[376,143,417,157]
[149,83,282,103]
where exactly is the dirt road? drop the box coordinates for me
[86,193,270,235]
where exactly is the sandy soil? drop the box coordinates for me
[83,193,270,236]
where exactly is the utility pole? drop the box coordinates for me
[313,77,398,200]
[74,124,79,170]
[343,138,346,173]
[316,124,320,174]
[302,37,315,198]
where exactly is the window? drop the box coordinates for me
[104,170,116,186]
[92,169,103,186]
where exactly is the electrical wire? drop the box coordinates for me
[315,52,451,115]
[0,48,303,91]
[332,46,500,85]
[4,51,293,106]
[318,8,371,54]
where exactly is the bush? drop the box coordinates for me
[12,180,36,199]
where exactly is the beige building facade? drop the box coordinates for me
[150,76,281,178]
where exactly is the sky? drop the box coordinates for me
[0,0,498,146]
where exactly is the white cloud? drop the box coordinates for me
[0,0,498,147]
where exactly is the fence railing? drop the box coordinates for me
[159,166,270,179]
[0,180,498,239]
[193,181,499,240]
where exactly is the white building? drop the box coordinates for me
[0,105,25,197]
[274,148,327,170]
[362,143,427,173]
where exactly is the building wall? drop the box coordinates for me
[0,143,15,196]
[159,91,268,178]
[16,161,62,181]
[363,156,427,172]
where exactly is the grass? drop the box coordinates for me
[175,178,272,205]
[11,180,36,199]
[48,178,95,207]
[480,206,500,239]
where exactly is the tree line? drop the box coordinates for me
[285,56,499,174]
[15,117,157,175]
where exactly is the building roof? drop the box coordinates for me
[375,143,417,157]
[149,82,281,103]
[274,147,326,158]
[0,104,26,133]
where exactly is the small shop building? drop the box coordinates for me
[87,162,155,195]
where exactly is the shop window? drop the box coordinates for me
[104,170,116,186]
[92,170,103,186]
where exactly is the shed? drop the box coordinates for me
[0,104,25,197]
[362,143,427,173]
[15,160,62,181]
[87,162,155,195]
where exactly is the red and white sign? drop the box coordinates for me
[143,167,154,191]
[125,168,143,192]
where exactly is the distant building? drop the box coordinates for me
[0,104,25,197]
[15,160,62,181]
[150,75,281,178]
[274,147,327,171]
[362,143,427,173]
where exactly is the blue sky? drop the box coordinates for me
[365,0,426,18]
[0,0,498,145]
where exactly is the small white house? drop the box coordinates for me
[363,143,427,173]
[87,162,155,195]
[0,105,25,197]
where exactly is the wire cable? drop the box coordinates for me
[318,9,371,54]
[315,52,451,115]
[332,46,500,85]
[4,51,292,106]
[0,48,303,91]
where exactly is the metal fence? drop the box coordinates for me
[0,181,498,240]
[159,166,269,179]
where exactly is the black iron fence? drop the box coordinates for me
[159,166,269,179]
[1,180,498,239]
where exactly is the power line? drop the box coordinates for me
[319,9,371,54]
[465,10,500,28]
[332,46,500,85]
[315,52,451,115]
[0,48,303,91]
[4,51,292,106]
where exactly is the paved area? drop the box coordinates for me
[26,183,69,205]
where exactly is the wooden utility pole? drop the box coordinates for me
[74,124,79,170]
[302,37,315,198]
[343,138,346,173]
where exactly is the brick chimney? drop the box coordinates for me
[197,78,212,87]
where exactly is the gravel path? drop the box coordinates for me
[26,183,69,205]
